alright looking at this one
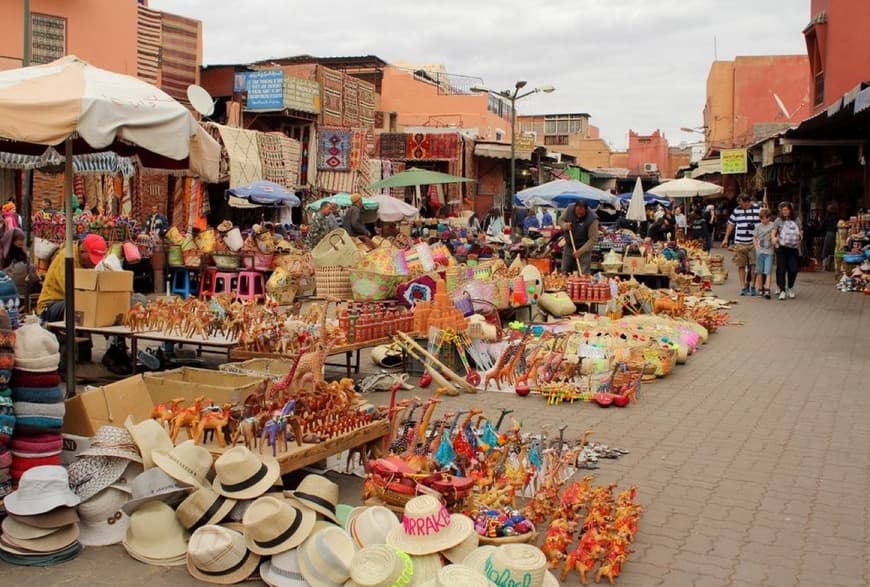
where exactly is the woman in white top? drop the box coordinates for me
[674,206,687,239]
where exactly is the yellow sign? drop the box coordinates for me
[515,134,536,153]
[720,149,748,174]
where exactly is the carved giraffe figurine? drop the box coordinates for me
[483,342,514,391]
[425,412,453,458]
[417,389,445,444]
[151,398,185,431]
[496,334,531,389]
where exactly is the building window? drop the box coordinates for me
[544,135,569,146]
[543,115,585,136]
[31,14,66,65]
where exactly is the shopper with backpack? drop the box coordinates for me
[771,201,802,300]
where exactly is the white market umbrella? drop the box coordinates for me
[0,56,220,395]
[626,177,648,222]
[649,177,722,199]
[367,194,420,222]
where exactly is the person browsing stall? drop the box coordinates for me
[342,193,375,250]
[721,194,760,296]
[37,234,107,322]
[305,201,339,248]
[523,208,540,235]
[541,209,554,228]
[560,200,599,274]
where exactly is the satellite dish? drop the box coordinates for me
[187,84,215,117]
[772,92,790,120]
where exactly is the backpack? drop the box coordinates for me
[778,219,801,248]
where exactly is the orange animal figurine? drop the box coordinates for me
[151,398,185,430]
[195,402,234,447]
[561,527,607,585]
[170,395,206,442]
[541,516,575,568]
[595,535,632,585]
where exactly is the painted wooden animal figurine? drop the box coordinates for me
[541,515,575,569]
[195,402,234,447]
[596,535,632,585]
[170,396,206,442]
[652,293,685,318]
[259,400,296,457]
[152,398,184,430]
[232,417,259,450]
[561,527,607,585]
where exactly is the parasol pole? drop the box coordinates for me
[64,137,75,398]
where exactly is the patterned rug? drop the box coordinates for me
[317,127,351,171]
[318,67,344,127]
[406,133,432,160]
[380,133,407,159]
[343,76,360,127]
[257,132,286,186]
[217,125,263,186]
[428,133,459,159]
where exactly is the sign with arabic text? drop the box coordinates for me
[515,134,536,153]
[720,148,748,174]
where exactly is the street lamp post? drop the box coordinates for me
[472,81,555,227]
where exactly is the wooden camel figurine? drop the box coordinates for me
[652,293,685,318]
[152,398,184,430]
[170,396,206,442]
[232,417,259,450]
[562,527,607,585]
[194,402,234,447]
[541,516,575,569]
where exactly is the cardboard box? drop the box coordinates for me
[63,376,153,436]
[63,368,268,438]
[73,268,134,327]
[143,367,268,406]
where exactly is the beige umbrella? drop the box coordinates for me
[0,56,220,396]
[626,177,647,222]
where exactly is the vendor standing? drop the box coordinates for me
[305,201,338,248]
[342,194,375,249]
[560,200,599,274]
[144,205,169,237]
[37,234,107,322]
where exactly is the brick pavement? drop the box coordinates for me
[1,253,867,585]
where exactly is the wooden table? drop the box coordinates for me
[207,419,390,475]
[131,331,238,373]
[229,335,413,378]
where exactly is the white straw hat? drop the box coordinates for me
[259,549,308,587]
[6,507,79,530]
[212,446,280,500]
[441,530,479,564]
[463,544,559,587]
[345,505,400,548]
[3,465,81,516]
[409,553,444,587]
[419,564,492,587]
[123,501,188,565]
[297,525,357,587]
[347,545,414,587]
[124,415,173,470]
[1,516,61,540]
[285,474,339,522]
[186,524,261,585]
[78,425,142,462]
[67,455,130,502]
[77,487,130,546]
[176,486,237,532]
[242,496,315,556]
[386,495,474,556]
[120,467,193,515]
[151,440,213,488]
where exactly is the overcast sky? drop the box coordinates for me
[150,0,810,149]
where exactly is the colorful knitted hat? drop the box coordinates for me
[13,316,60,372]
[12,400,64,433]
[0,350,14,372]
[0,273,19,312]
[10,454,63,482]
[0,413,14,444]
[12,386,64,404]
[10,371,62,389]
[10,434,63,459]
[0,308,10,331]
[0,328,15,350]
[0,387,13,415]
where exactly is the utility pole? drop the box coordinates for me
[22,0,34,311]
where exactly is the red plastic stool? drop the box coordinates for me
[198,268,219,299]
[213,271,239,298]
[236,271,266,302]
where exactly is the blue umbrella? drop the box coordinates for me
[516,179,618,209]
[617,192,671,207]
[225,180,301,206]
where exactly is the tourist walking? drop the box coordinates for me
[772,201,802,300]
[752,208,774,299]
[721,194,760,296]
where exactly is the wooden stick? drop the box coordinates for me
[398,341,459,395]
[568,228,581,276]
[395,332,476,394]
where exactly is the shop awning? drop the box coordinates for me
[473,142,532,160]
[691,158,721,178]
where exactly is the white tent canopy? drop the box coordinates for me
[649,177,722,199]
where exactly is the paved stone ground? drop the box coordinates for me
[1,252,868,585]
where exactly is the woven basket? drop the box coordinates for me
[315,266,352,299]
[348,269,401,302]
[479,531,538,546]
[212,253,241,270]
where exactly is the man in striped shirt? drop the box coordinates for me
[722,194,761,295]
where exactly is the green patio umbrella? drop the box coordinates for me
[368,167,474,208]
[306,192,378,211]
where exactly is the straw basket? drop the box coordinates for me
[479,531,538,546]
[348,269,401,302]
[315,266,352,299]
[212,253,241,270]
[167,245,184,267]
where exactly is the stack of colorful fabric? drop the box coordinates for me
[10,316,62,485]
[0,307,16,501]
[0,465,82,566]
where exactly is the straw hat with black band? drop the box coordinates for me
[285,474,339,523]
[242,496,315,556]
[151,440,212,488]
[212,446,279,500]
[176,486,237,533]
[186,524,261,585]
